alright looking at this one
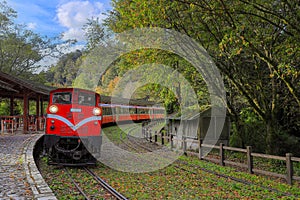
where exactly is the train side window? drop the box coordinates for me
[138,108,147,114]
[120,107,126,114]
[103,107,112,115]
[129,108,136,114]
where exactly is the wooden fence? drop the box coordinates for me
[143,128,300,185]
[0,115,45,134]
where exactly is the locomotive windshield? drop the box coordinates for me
[53,92,72,104]
[78,92,95,106]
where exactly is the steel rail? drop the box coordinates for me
[175,160,298,198]
[84,167,128,200]
[127,126,299,198]
[126,127,154,152]
[117,125,145,152]
[64,167,90,200]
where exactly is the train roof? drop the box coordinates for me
[50,88,160,107]
[50,88,95,94]
[100,95,158,107]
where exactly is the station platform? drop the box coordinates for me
[0,132,56,200]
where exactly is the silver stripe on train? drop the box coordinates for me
[47,114,102,131]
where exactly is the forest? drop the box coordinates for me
[0,0,299,156]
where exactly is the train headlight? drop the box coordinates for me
[49,105,58,113]
[93,107,101,116]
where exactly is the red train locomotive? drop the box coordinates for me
[44,88,102,165]
[43,88,165,166]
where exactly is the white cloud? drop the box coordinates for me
[62,28,86,41]
[56,1,106,42]
[27,22,37,30]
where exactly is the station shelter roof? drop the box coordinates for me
[0,71,54,100]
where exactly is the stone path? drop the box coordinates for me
[0,133,56,200]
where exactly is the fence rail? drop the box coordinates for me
[143,128,300,186]
[0,115,45,134]
[198,143,298,185]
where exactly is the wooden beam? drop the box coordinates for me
[0,80,19,92]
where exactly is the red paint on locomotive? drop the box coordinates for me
[44,88,102,166]
[46,88,102,137]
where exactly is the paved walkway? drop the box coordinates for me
[0,133,56,200]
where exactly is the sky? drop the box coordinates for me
[6,0,112,67]
[8,0,112,45]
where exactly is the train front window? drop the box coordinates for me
[53,93,72,104]
[78,92,95,106]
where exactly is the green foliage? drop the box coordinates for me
[0,99,23,115]
[230,108,266,152]
[0,0,76,78]
[0,99,9,115]
[142,0,300,154]
[46,50,82,87]
[40,0,300,155]
[92,48,208,114]
[83,17,106,51]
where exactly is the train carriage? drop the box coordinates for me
[100,95,165,125]
[43,88,165,166]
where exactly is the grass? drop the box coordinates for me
[38,125,300,199]
[89,158,300,199]
[202,146,300,178]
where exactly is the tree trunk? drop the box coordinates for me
[265,120,277,155]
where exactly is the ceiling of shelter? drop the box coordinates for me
[0,71,55,100]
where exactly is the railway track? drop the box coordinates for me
[43,123,298,199]
[174,160,298,198]
[125,125,160,152]
[115,124,151,153]
[124,126,299,199]
[84,167,128,200]
[63,167,128,200]
[64,167,90,200]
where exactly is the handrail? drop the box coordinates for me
[0,115,45,134]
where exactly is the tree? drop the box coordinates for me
[105,0,300,155]
[0,0,75,78]
[46,50,82,87]
[83,17,107,51]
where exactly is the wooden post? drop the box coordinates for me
[247,146,253,174]
[286,153,293,185]
[154,131,157,143]
[167,123,170,142]
[220,143,225,166]
[40,98,44,116]
[23,93,29,133]
[11,119,14,134]
[198,139,202,160]
[10,97,14,116]
[36,95,40,131]
[1,119,3,135]
[183,136,187,155]
[170,134,173,150]
[161,131,164,145]
[142,128,145,138]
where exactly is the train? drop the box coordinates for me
[43,88,165,166]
